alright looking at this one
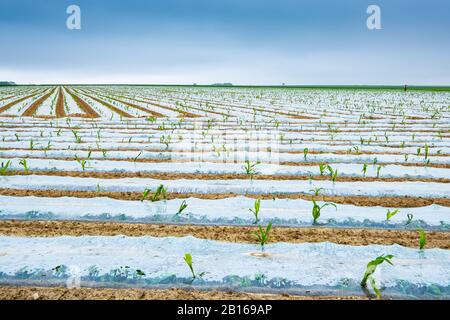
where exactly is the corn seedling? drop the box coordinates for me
[75,156,87,171]
[183,253,204,280]
[418,229,426,250]
[361,254,394,299]
[362,163,368,176]
[311,199,337,224]
[242,160,259,179]
[376,165,383,178]
[0,160,11,175]
[253,221,272,249]
[249,199,261,224]
[319,163,327,176]
[141,188,151,201]
[151,184,168,202]
[303,147,309,160]
[19,159,29,174]
[386,209,399,221]
[309,187,324,197]
[176,200,188,215]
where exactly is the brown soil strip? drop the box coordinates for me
[1,220,448,249]
[22,88,56,117]
[6,170,450,184]
[114,94,229,117]
[0,92,43,114]
[81,93,135,118]
[65,89,100,118]
[147,93,318,119]
[0,188,448,207]
[98,95,166,118]
[0,95,14,102]
[0,285,362,300]
[78,88,200,118]
[136,98,202,118]
[55,87,66,118]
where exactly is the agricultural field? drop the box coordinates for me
[0,85,449,300]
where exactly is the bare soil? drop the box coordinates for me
[1,220,448,248]
[0,285,364,300]
[0,188,447,207]
[6,169,450,184]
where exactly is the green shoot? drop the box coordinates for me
[376,165,383,178]
[249,199,261,224]
[183,253,205,280]
[141,188,151,202]
[303,147,309,160]
[362,163,368,176]
[0,160,11,176]
[176,200,188,215]
[386,209,399,221]
[309,187,324,197]
[242,160,259,179]
[418,229,426,250]
[75,156,87,171]
[369,277,382,300]
[360,254,394,287]
[312,199,337,224]
[253,221,273,249]
[151,184,168,202]
[319,163,327,176]
[19,159,29,174]
[184,253,196,279]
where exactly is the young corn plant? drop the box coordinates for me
[19,159,29,174]
[386,209,399,221]
[361,254,394,299]
[176,200,188,216]
[311,199,337,225]
[242,160,259,180]
[362,163,368,176]
[318,163,327,176]
[303,147,309,160]
[418,229,426,250]
[0,160,11,176]
[249,199,261,224]
[253,221,272,250]
[309,187,324,197]
[183,253,205,280]
[151,184,168,202]
[75,156,87,171]
[327,165,338,182]
[141,188,151,202]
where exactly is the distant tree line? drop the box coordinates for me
[0,81,16,86]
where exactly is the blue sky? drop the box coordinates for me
[0,0,449,85]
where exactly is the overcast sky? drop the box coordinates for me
[1,0,449,85]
